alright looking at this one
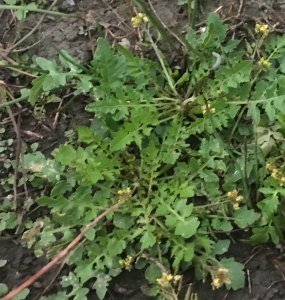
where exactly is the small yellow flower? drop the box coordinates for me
[236,195,244,202]
[210,108,216,113]
[212,277,221,289]
[137,12,144,19]
[131,13,149,28]
[157,273,173,287]
[174,275,182,281]
[227,190,238,199]
[118,187,131,201]
[233,203,239,210]
[143,16,149,23]
[217,268,231,284]
[255,23,270,35]
[281,177,285,183]
[258,57,271,70]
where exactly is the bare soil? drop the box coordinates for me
[2,0,285,299]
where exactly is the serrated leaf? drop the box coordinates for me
[207,13,227,44]
[211,240,230,256]
[93,273,111,300]
[220,258,245,290]
[55,145,77,166]
[92,38,126,94]
[233,207,260,228]
[108,239,126,256]
[29,75,47,105]
[140,231,156,249]
[50,180,73,197]
[113,213,135,229]
[184,243,195,261]
[175,217,200,238]
[257,193,279,217]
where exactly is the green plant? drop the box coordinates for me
[2,8,285,300]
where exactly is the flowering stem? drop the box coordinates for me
[146,28,179,96]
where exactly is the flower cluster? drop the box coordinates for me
[119,255,133,271]
[201,104,215,114]
[227,190,243,210]
[131,13,149,28]
[212,268,231,289]
[157,273,182,287]
[255,24,271,36]
[266,162,285,183]
[118,187,131,201]
[258,57,271,70]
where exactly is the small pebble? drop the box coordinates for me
[118,38,131,50]
[33,282,42,288]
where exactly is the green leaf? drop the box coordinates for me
[140,231,156,249]
[113,213,135,229]
[77,126,96,143]
[162,151,180,164]
[220,258,245,290]
[211,240,230,256]
[224,40,240,53]
[11,288,29,300]
[108,239,126,256]
[175,217,200,238]
[93,273,111,300]
[257,193,279,217]
[92,38,126,94]
[145,264,162,283]
[50,180,73,197]
[55,145,77,166]
[29,75,48,105]
[175,71,189,86]
[0,260,7,267]
[268,225,279,244]
[233,207,260,228]
[207,13,227,44]
[184,243,195,261]
[0,283,8,297]
[84,228,96,241]
[179,186,194,198]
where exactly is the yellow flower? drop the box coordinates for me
[131,17,141,28]
[258,57,271,70]
[143,16,149,22]
[131,13,149,28]
[120,256,133,271]
[157,273,173,287]
[137,12,144,19]
[233,203,239,210]
[118,187,131,201]
[174,275,182,281]
[236,195,243,202]
[217,268,231,284]
[227,190,238,199]
[212,268,231,289]
[281,177,285,183]
[212,277,221,289]
[255,23,270,35]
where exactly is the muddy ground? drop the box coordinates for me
[2,0,285,299]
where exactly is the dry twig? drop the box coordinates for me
[1,200,126,300]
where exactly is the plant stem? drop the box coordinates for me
[146,28,178,96]
[0,5,77,17]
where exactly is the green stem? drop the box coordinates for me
[0,5,77,17]
[146,28,178,96]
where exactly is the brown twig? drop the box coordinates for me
[1,200,126,300]
[12,108,22,210]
